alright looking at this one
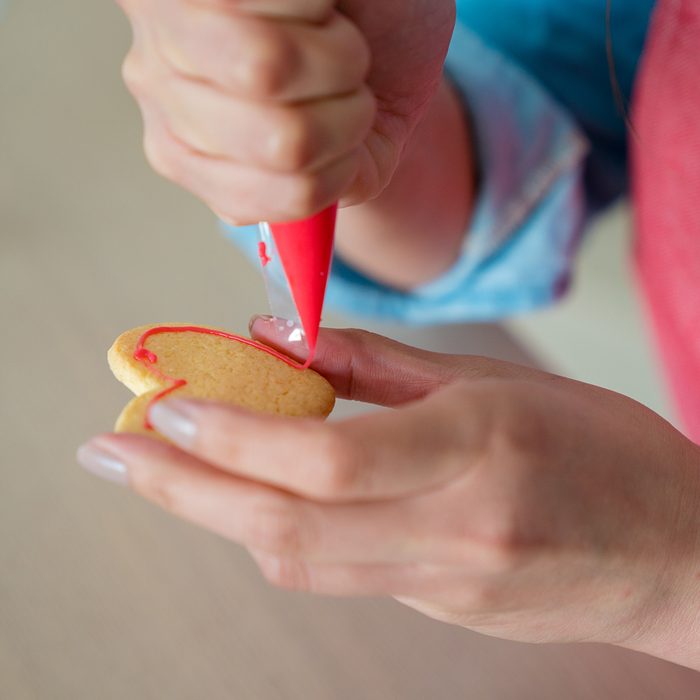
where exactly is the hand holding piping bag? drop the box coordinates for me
[116,0,459,353]
[116,0,456,217]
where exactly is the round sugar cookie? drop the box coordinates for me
[108,323,335,438]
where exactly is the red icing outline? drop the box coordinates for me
[133,325,309,431]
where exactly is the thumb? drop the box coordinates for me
[249,316,462,406]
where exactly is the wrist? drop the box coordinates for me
[620,439,700,670]
[335,76,476,290]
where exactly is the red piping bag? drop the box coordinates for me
[258,204,337,365]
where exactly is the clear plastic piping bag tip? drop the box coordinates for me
[257,205,337,366]
[257,221,309,355]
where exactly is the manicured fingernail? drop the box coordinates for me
[250,314,300,344]
[249,314,273,335]
[77,442,128,486]
[149,400,197,448]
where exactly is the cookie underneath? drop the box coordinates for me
[108,324,335,438]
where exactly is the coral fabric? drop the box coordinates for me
[633,0,700,442]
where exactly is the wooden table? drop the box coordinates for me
[1,1,698,697]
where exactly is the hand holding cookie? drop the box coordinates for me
[115,0,456,222]
[79,320,700,668]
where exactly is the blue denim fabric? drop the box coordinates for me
[224,25,588,323]
[456,0,655,209]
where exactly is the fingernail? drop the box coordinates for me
[77,442,128,486]
[249,314,298,344]
[249,314,273,336]
[149,400,197,448]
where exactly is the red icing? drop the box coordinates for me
[269,205,336,362]
[257,241,271,267]
[133,325,310,431]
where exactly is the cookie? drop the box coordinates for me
[108,324,335,438]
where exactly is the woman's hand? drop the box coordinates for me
[115,0,456,224]
[116,0,473,288]
[77,320,700,669]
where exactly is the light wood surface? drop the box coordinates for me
[1,2,698,698]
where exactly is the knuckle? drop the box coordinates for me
[312,431,361,498]
[249,496,308,556]
[465,506,524,574]
[121,51,147,96]
[447,518,521,575]
[141,117,186,182]
[490,394,550,468]
[212,206,246,227]
[337,20,372,83]
[461,581,501,612]
[139,472,185,515]
[457,380,550,472]
[143,132,178,180]
[480,536,522,574]
[356,86,378,125]
[269,111,316,171]
[237,32,299,98]
[259,556,313,592]
[306,0,335,21]
[114,0,133,13]
[353,39,372,82]
[284,174,328,219]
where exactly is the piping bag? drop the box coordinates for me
[257,204,337,368]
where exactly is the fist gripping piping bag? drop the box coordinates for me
[257,205,337,367]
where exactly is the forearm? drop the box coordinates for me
[335,77,476,291]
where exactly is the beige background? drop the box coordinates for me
[1,1,697,698]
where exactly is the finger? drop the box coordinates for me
[118,0,334,23]
[187,0,335,22]
[138,102,359,223]
[151,77,375,172]
[250,320,524,406]
[79,433,468,564]
[148,380,490,501]
[249,550,459,597]
[151,10,370,101]
[252,321,547,402]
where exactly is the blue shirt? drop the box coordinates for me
[457,0,655,209]
[225,0,655,324]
